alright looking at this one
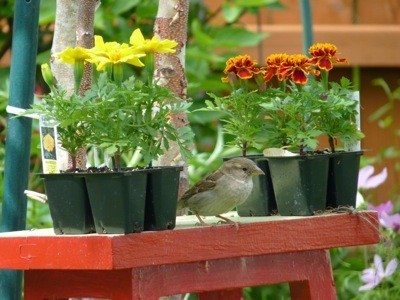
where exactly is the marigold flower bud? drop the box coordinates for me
[41,63,54,89]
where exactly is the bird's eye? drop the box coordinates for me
[242,167,248,172]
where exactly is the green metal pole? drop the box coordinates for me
[299,0,314,55]
[0,0,40,299]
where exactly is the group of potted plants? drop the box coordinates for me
[204,43,364,216]
[29,29,193,234]
[30,36,362,234]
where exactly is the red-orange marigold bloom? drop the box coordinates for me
[278,54,317,85]
[308,43,348,71]
[263,53,289,82]
[221,54,262,83]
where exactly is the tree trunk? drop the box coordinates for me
[71,0,96,170]
[51,0,96,171]
[51,0,77,94]
[50,0,77,171]
[76,0,95,95]
[154,0,190,199]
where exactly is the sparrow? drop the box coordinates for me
[179,157,265,225]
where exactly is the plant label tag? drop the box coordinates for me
[345,91,361,151]
[39,118,60,174]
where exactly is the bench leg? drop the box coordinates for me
[289,251,336,300]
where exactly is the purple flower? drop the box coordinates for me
[358,166,388,190]
[379,212,400,231]
[359,254,398,291]
[357,166,387,206]
[368,200,394,218]
[368,200,400,231]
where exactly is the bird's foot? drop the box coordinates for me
[195,214,208,226]
[216,214,237,224]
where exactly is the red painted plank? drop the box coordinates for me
[129,250,336,299]
[24,269,132,299]
[23,251,335,299]
[0,234,113,270]
[0,212,379,270]
[112,211,379,269]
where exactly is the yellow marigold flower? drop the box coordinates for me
[263,53,289,82]
[54,47,91,65]
[88,35,145,71]
[308,43,348,71]
[129,29,177,54]
[221,54,262,83]
[278,54,318,85]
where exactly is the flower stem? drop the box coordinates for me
[279,80,287,92]
[74,60,84,94]
[242,141,247,157]
[71,155,77,171]
[145,54,154,87]
[321,69,329,91]
[113,63,123,85]
[113,149,122,171]
[299,144,305,156]
[328,135,335,152]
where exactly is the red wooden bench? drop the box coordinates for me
[0,212,379,299]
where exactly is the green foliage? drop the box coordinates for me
[367,78,400,199]
[316,77,364,148]
[369,78,400,127]
[27,90,90,164]
[261,83,323,153]
[29,72,194,171]
[83,73,193,168]
[222,0,284,24]
[244,283,290,299]
[0,0,14,19]
[261,78,364,154]
[39,1,56,24]
[331,225,400,299]
[203,89,265,156]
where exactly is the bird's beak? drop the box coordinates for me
[253,166,265,175]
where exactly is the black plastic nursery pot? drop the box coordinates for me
[144,166,183,231]
[326,151,364,209]
[267,154,330,216]
[41,173,95,235]
[85,170,148,234]
[224,155,277,216]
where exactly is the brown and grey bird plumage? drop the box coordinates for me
[179,157,265,225]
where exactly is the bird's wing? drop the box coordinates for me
[179,168,225,207]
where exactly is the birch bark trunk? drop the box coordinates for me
[154,0,191,198]
[51,0,77,95]
[70,0,96,170]
[76,0,95,95]
[50,0,96,170]
[50,0,77,171]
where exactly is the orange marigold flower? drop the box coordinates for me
[308,43,348,71]
[278,54,318,85]
[263,53,289,82]
[221,54,262,83]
